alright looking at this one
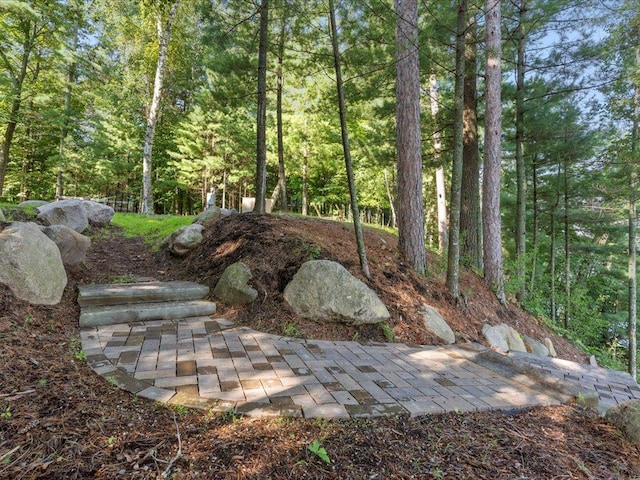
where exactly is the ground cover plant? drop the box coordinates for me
[0,212,639,479]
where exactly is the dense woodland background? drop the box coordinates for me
[1,0,639,377]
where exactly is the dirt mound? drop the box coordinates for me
[174,214,583,360]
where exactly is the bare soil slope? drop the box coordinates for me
[0,213,637,479]
[180,213,583,360]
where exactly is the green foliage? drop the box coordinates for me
[111,212,194,247]
[307,439,331,464]
[379,322,395,342]
[172,404,189,415]
[282,323,300,338]
[221,408,242,424]
[0,203,38,221]
[304,244,322,260]
[70,337,86,361]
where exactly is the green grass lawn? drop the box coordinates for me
[111,212,195,247]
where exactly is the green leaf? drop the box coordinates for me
[307,439,331,464]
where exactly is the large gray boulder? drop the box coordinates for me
[284,260,390,326]
[544,338,558,357]
[161,223,204,256]
[18,200,48,209]
[524,335,550,357]
[482,323,527,354]
[194,206,225,225]
[605,399,640,445]
[420,304,455,344]
[36,199,88,233]
[42,224,91,265]
[0,222,67,305]
[82,200,114,226]
[213,262,258,305]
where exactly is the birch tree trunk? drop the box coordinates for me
[428,75,447,252]
[140,1,179,214]
[383,169,397,228]
[482,0,505,302]
[395,0,426,275]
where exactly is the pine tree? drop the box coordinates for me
[395,0,426,275]
[483,0,506,302]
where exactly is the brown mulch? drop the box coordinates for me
[179,214,583,360]
[0,213,638,479]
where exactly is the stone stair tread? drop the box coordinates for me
[79,299,217,327]
[78,281,209,307]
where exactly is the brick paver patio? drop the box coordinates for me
[79,316,640,419]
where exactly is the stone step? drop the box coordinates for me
[79,300,217,327]
[78,281,209,307]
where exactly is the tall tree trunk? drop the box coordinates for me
[482,0,505,302]
[428,75,447,252]
[302,142,308,215]
[515,0,527,304]
[435,166,447,250]
[383,169,397,228]
[395,0,426,275]
[629,48,639,379]
[0,20,35,198]
[328,0,370,279]
[254,0,269,214]
[141,1,179,214]
[529,153,539,296]
[222,169,227,209]
[550,207,556,322]
[550,163,561,324]
[274,9,287,213]
[446,0,467,299]
[460,12,481,270]
[563,155,570,329]
[629,158,637,379]
[56,16,79,200]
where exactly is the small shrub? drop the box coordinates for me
[283,323,300,338]
[379,322,395,342]
[221,408,241,424]
[303,244,322,259]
